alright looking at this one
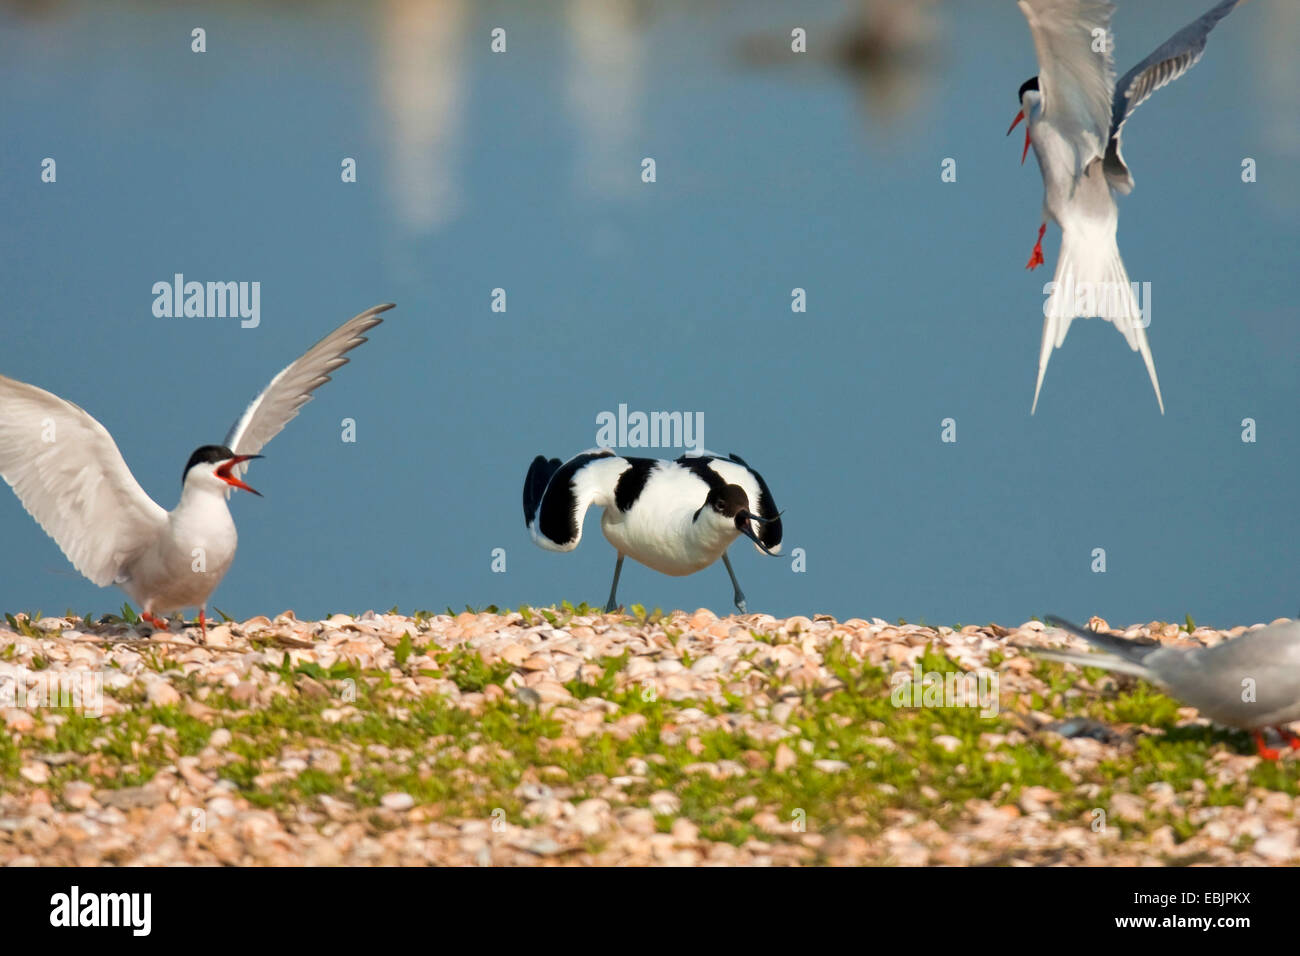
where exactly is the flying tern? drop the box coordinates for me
[1009,0,1247,413]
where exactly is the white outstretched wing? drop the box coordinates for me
[0,375,167,587]
[223,303,394,473]
[1017,0,1118,178]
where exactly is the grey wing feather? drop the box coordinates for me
[1042,615,1159,666]
[1104,0,1245,192]
[1030,647,1156,680]
[1146,622,1300,728]
[223,303,394,474]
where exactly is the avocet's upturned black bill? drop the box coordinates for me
[0,303,394,639]
[1009,0,1246,414]
[523,449,783,614]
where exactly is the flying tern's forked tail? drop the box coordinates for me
[1032,231,1165,415]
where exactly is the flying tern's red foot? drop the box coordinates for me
[1025,224,1046,270]
[1279,727,1300,751]
[1253,730,1281,760]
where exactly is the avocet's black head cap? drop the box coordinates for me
[706,483,750,518]
[183,444,237,484]
[1018,76,1039,101]
[705,483,780,555]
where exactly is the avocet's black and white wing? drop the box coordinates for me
[223,303,394,476]
[677,452,783,554]
[0,375,167,586]
[524,449,629,551]
[1103,0,1245,193]
[1017,0,1118,180]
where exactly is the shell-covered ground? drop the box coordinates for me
[0,606,1296,866]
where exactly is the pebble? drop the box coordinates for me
[649,791,681,816]
[671,818,699,843]
[774,743,796,772]
[812,759,849,773]
[146,681,181,707]
[1253,834,1295,862]
[62,781,95,809]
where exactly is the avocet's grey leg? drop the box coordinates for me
[721,552,747,614]
[604,554,625,614]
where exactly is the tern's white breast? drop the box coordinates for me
[120,491,239,614]
[1031,120,1118,236]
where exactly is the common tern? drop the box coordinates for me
[0,303,394,639]
[1009,0,1247,413]
[1037,614,1300,759]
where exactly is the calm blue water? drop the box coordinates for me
[1,0,1296,627]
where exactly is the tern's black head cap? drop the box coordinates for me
[1018,76,1040,101]
[183,444,236,483]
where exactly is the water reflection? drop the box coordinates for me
[565,0,648,199]
[738,0,943,128]
[377,0,467,232]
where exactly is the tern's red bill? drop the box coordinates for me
[1006,110,1031,164]
[216,455,263,496]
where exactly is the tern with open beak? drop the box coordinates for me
[0,303,394,640]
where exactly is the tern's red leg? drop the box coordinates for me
[1279,727,1300,751]
[1253,730,1281,760]
[198,608,207,643]
[1026,223,1046,270]
[140,611,169,632]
